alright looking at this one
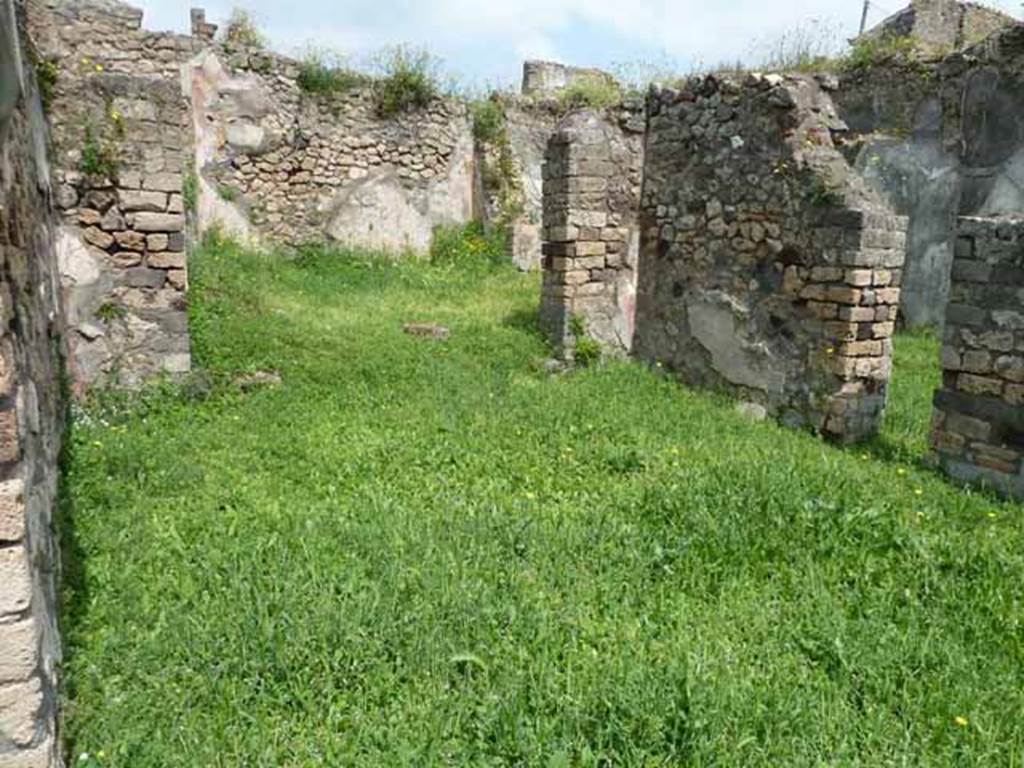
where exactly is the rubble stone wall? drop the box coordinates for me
[191,48,476,253]
[29,0,200,392]
[0,2,67,765]
[539,105,645,357]
[932,216,1024,499]
[633,75,907,442]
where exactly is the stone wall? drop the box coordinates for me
[835,19,1024,330]
[942,24,1024,219]
[191,48,475,253]
[29,0,200,392]
[521,60,617,97]
[539,104,645,358]
[633,75,907,442]
[0,2,67,765]
[834,62,955,329]
[856,0,1013,53]
[931,216,1024,499]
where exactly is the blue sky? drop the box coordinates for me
[134,0,1022,87]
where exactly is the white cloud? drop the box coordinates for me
[515,32,561,63]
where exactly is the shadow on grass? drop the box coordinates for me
[502,307,543,338]
[56,419,90,713]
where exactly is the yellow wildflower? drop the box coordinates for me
[914,488,924,496]
[95,64,104,73]
[954,716,968,727]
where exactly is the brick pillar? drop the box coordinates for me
[931,216,1024,499]
[190,8,218,42]
[540,108,643,360]
[813,209,908,441]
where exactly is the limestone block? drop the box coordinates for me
[0,477,24,543]
[146,234,169,252]
[0,617,37,683]
[130,213,185,233]
[0,677,44,747]
[114,231,146,251]
[148,251,185,269]
[226,122,267,154]
[124,267,167,289]
[0,409,20,464]
[0,545,31,616]
[142,173,182,193]
[82,227,114,250]
[119,190,167,212]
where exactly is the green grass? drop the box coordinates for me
[61,239,1023,767]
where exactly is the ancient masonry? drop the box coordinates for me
[32,0,204,392]
[191,48,475,252]
[853,0,1013,53]
[633,75,907,441]
[539,102,645,356]
[3,0,1024,764]
[834,12,1024,330]
[1,2,66,765]
[932,217,1024,497]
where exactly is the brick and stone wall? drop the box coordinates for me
[29,0,200,392]
[190,47,476,252]
[834,62,955,330]
[931,216,1024,499]
[835,19,1024,331]
[0,2,67,764]
[539,103,645,358]
[633,75,907,442]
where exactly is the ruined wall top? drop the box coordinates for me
[521,60,617,96]
[855,0,1015,52]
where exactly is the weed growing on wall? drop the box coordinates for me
[223,9,266,50]
[841,33,920,71]
[472,96,525,229]
[373,46,440,116]
[807,175,844,207]
[297,50,368,96]
[79,121,119,180]
[217,185,239,203]
[33,56,59,111]
[556,75,623,113]
[95,301,126,324]
[471,98,506,144]
[753,18,844,73]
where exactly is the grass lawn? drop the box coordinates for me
[61,237,1024,767]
